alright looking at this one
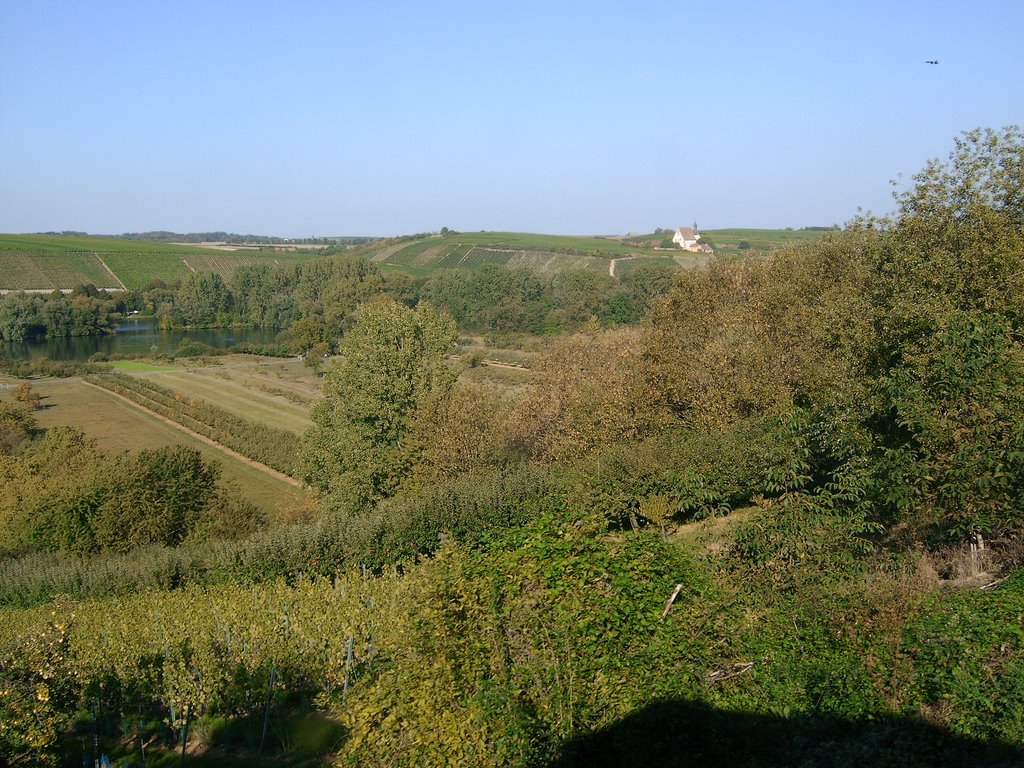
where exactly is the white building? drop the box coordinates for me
[672,226,701,251]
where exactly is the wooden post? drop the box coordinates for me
[259,667,277,757]
[179,705,191,768]
[343,635,355,695]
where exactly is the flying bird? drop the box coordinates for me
[926,60,939,64]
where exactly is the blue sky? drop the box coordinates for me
[1,0,1021,236]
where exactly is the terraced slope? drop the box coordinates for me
[366,231,683,275]
[0,234,329,290]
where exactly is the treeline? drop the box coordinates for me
[3,252,678,351]
[231,258,673,345]
[0,287,122,343]
[84,372,301,476]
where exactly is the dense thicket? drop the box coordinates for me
[0,424,262,559]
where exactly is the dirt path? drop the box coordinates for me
[95,254,127,290]
[609,255,647,276]
[368,243,410,262]
[81,380,302,487]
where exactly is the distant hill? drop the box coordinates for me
[622,228,831,254]
[0,234,332,291]
[363,231,707,276]
[1,228,834,291]
[35,230,381,246]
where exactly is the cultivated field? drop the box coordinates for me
[3,376,310,513]
[366,231,665,275]
[138,357,318,435]
[702,228,829,253]
[0,354,321,513]
[0,234,328,291]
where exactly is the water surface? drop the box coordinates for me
[4,317,281,361]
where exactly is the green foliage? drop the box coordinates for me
[0,612,78,766]
[319,465,561,571]
[303,298,457,511]
[0,426,263,559]
[0,290,118,342]
[229,341,296,357]
[91,447,222,552]
[175,271,233,326]
[877,313,1024,538]
[0,401,37,454]
[0,355,112,378]
[904,570,1024,744]
[173,338,227,358]
[340,516,712,766]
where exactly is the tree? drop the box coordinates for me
[93,446,222,551]
[11,382,41,411]
[0,401,36,454]
[302,298,457,511]
[175,271,232,326]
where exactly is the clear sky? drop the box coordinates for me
[1,0,1021,236]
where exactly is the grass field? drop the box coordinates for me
[7,378,309,513]
[108,360,179,372]
[702,228,829,252]
[143,366,315,435]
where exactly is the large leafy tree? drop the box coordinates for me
[303,298,457,511]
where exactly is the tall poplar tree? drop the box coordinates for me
[302,297,456,511]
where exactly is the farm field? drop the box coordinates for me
[0,234,329,290]
[142,361,316,435]
[4,376,309,513]
[366,231,665,275]
[702,228,829,252]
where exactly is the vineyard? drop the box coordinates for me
[97,249,194,288]
[84,372,303,476]
[0,235,329,291]
[178,249,320,282]
[0,248,117,290]
[144,369,314,435]
[0,572,405,764]
[374,239,619,275]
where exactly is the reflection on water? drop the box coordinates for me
[3,317,282,361]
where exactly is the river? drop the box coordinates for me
[3,317,282,361]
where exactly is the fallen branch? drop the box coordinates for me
[707,662,755,683]
[661,583,683,621]
[980,577,1008,591]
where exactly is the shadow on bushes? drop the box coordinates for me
[548,698,1022,768]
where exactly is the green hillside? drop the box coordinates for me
[0,229,833,291]
[702,228,830,253]
[366,231,693,275]
[0,234,329,291]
